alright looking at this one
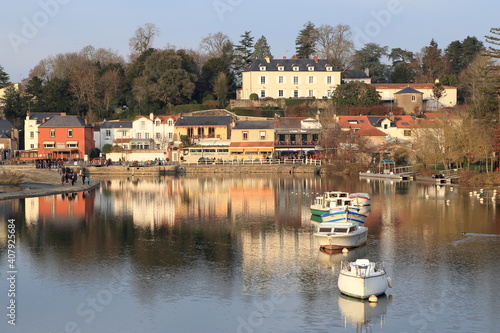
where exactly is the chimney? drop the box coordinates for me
[150,112,154,120]
[292,55,298,59]
[313,55,318,63]
[364,67,370,77]
[264,56,270,63]
[283,56,286,59]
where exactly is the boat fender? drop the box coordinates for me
[387,277,393,288]
[368,295,378,303]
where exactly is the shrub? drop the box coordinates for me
[249,93,259,101]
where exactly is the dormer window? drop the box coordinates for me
[278,66,284,71]
[326,66,332,71]
[259,66,266,71]
[308,66,314,71]
[292,66,299,71]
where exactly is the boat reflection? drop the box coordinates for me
[315,245,368,269]
[338,293,391,331]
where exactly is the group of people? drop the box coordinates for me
[59,167,90,186]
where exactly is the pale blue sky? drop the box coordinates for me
[1,0,498,81]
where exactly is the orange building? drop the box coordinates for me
[38,115,94,160]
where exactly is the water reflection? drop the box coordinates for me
[0,175,499,332]
[338,294,391,332]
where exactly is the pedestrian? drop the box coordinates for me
[81,173,85,185]
[61,174,65,185]
[71,174,76,186]
[86,176,91,185]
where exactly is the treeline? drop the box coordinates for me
[0,23,499,127]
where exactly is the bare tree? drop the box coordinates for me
[315,24,354,70]
[199,32,233,58]
[129,23,160,59]
[212,72,228,107]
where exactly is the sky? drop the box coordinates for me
[1,0,499,81]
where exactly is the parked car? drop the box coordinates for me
[198,157,212,165]
[92,157,106,166]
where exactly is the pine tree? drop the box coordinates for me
[295,21,317,59]
[251,36,272,61]
[0,65,10,88]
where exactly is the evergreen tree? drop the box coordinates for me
[445,36,484,75]
[0,65,9,88]
[235,31,254,67]
[388,48,414,83]
[295,21,317,59]
[251,36,272,61]
[352,43,388,83]
[485,28,500,100]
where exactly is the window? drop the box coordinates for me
[411,95,416,101]
[293,66,299,71]
[293,76,299,85]
[145,133,150,139]
[308,76,314,83]
[30,144,34,149]
[383,124,388,130]
[137,133,142,139]
[66,142,78,148]
[168,119,174,126]
[44,142,55,148]
[327,90,332,97]
[293,90,299,98]
[155,120,161,126]
[168,132,173,139]
[259,66,266,71]
[30,131,34,139]
[156,133,161,139]
[105,129,111,138]
[278,90,284,97]
[260,90,266,98]
[326,66,332,71]
[308,90,314,97]
[259,131,266,140]
[120,130,128,137]
[260,76,266,84]
[278,66,284,71]
[140,121,146,130]
[308,66,314,71]
[278,76,284,84]
[327,76,332,84]
[50,129,55,137]
[242,131,249,140]
[404,130,412,136]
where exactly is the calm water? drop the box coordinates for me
[0,175,499,333]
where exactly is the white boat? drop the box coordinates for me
[338,259,392,299]
[310,191,350,216]
[321,207,368,225]
[314,222,368,250]
[348,192,371,207]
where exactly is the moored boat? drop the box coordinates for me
[310,191,350,216]
[313,222,368,250]
[321,207,368,225]
[338,259,392,299]
[348,192,371,207]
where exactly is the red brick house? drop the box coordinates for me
[38,115,94,160]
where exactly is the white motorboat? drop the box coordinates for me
[310,191,350,216]
[313,222,368,250]
[321,207,368,225]
[338,259,392,299]
[348,192,371,207]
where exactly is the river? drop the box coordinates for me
[0,174,499,333]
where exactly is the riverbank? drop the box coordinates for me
[0,165,100,200]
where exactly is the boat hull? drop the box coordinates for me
[314,227,368,250]
[321,210,368,224]
[338,261,388,299]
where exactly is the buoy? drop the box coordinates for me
[368,295,378,303]
[450,187,454,191]
[425,194,429,199]
[342,248,349,254]
[469,192,473,196]
[480,188,484,193]
[446,200,450,205]
[387,277,393,288]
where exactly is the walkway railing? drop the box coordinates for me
[181,158,322,166]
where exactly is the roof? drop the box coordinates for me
[27,112,64,123]
[274,117,308,129]
[0,119,16,131]
[373,83,456,90]
[245,58,339,72]
[355,124,387,137]
[233,120,275,130]
[38,115,90,128]
[175,116,232,127]
[344,70,370,79]
[394,87,423,95]
[100,121,133,129]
